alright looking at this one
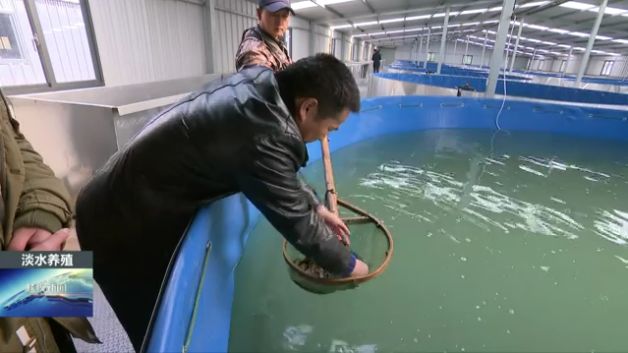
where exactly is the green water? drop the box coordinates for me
[229,129,628,353]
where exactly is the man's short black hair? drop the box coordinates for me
[275,53,361,118]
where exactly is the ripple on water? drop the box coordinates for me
[282,325,313,350]
[329,340,378,353]
[594,210,628,245]
[359,162,585,240]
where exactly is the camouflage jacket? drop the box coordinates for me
[235,25,292,72]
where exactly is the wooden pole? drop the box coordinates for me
[320,135,339,216]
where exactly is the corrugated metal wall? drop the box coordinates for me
[213,0,257,73]
[87,0,343,86]
[88,0,206,86]
[290,16,310,61]
[341,34,352,62]
[311,23,330,55]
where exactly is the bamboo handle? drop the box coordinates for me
[321,135,339,216]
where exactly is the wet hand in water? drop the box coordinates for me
[317,205,351,246]
[351,259,369,277]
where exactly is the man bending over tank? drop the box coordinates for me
[75,53,369,351]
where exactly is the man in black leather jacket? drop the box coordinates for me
[75,53,368,351]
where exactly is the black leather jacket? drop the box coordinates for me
[75,67,354,348]
[77,65,355,270]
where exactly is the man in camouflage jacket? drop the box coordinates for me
[235,0,294,72]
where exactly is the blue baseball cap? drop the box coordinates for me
[258,0,294,14]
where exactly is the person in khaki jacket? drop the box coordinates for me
[0,89,100,353]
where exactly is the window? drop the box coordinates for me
[559,60,567,73]
[0,14,23,60]
[601,60,613,76]
[462,55,473,65]
[427,52,436,61]
[0,0,101,93]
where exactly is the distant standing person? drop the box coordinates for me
[372,47,382,73]
[235,0,293,72]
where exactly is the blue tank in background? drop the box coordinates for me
[389,59,628,87]
[377,62,628,106]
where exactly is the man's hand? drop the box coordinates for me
[8,228,71,251]
[351,259,369,277]
[317,205,351,245]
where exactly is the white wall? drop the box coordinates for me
[564,55,580,74]
[518,54,628,78]
[341,34,352,61]
[365,43,373,61]
[447,40,491,67]
[212,0,258,74]
[394,45,412,60]
[88,0,207,87]
[290,16,310,61]
[586,55,628,77]
[332,36,342,58]
[550,59,562,73]
[331,32,350,60]
[534,59,552,72]
[359,40,367,61]
[379,48,395,66]
[312,23,331,55]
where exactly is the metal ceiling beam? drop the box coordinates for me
[515,0,572,16]
[321,0,502,27]
[358,22,625,55]
[460,1,578,39]
[320,0,628,42]
[351,18,500,40]
[310,0,356,28]
[362,22,622,49]
[348,0,592,38]
[361,0,376,14]
[529,6,627,32]
[319,0,628,57]
[495,0,628,41]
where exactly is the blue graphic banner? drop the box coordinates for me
[0,252,93,317]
